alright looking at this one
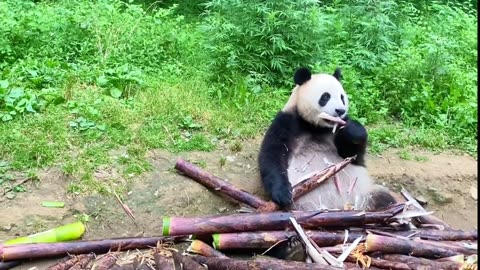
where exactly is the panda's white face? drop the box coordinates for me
[296,74,349,128]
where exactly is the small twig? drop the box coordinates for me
[114,191,139,229]
[347,177,358,195]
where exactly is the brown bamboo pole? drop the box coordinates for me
[162,204,403,236]
[175,157,355,212]
[393,229,477,241]
[153,251,174,270]
[381,254,463,270]
[365,234,459,258]
[92,253,118,270]
[46,255,88,270]
[191,255,359,270]
[0,236,181,262]
[175,158,268,209]
[412,238,477,255]
[172,251,205,269]
[212,230,364,250]
[345,255,412,270]
[68,253,94,270]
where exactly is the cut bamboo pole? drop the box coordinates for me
[162,204,403,236]
[175,158,268,209]
[188,240,227,257]
[365,234,459,258]
[172,251,205,269]
[212,230,364,250]
[175,156,355,211]
[381,254,463,270]
[393,228,477,241]
[46,255,88,270]
[0,236,181,262]
[92,253,118,270]
[153,251,175,270]
[191,255,357,270]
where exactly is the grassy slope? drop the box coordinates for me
[0,0,477,195]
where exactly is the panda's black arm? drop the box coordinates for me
[334,115,367,166]
[258,111,297,209]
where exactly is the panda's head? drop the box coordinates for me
[293,67,348,128]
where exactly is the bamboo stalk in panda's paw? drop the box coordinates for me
[292,156,356,200]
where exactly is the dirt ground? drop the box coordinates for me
[1,137,478,269]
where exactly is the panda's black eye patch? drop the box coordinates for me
[319,93,330,107]
[341,94,345,105]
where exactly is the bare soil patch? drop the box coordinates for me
[1,139,477,269]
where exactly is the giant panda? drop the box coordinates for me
[257,67,398,260]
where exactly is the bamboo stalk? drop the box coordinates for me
[292,156,355,200]
[92,253,118,270]
[46,255,88,270]
[0,236,181,262]
[175,157,355,212]
[68,253,94,270]
[188,240,227,257]
[162,204,403,236]
[394,228,477,241]
[411,238,477,255]
[212,230,364,250]
[381,254,463,270]
[172,251,205,269]
[153,251,174,270]
[175,158,268,209]
[346,255,412,270]
[365,234,459,258]
[191,255,358,270]
[4,221,85,245]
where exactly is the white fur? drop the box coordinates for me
[287,135,375,211]
[296,74,348,128]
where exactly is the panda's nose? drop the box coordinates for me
[335,109,346,116]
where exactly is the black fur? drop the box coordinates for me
[258,109,368,209]
[334,119,368,166]
[293,67,312,85]
[333,67,342,81]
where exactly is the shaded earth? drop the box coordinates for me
[1,138,478,269]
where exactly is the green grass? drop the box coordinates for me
[0,0,477,195]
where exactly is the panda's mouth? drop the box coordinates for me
[318,112,346,126]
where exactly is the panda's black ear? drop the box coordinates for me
[294,67,311,85]
[333,67,342,81]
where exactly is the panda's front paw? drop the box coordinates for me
[342,119,367,145]
[271,185,293,209]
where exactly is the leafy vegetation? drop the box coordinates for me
[0,0,476,194]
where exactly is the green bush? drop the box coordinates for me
[200,0,324,89]
[0,0,188,121]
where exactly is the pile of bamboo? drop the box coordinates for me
[0,158,477,270]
